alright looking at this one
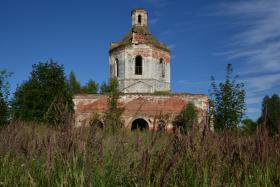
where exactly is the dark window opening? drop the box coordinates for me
[138,15,142,24]
[131,118,149,131]
[135,56,143,75]
[160,58,165,78]
[115,58,119,77]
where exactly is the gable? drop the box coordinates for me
[123,80,153,93]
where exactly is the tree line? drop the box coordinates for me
[0,60,279,135]
[68,71,110,95]
[0,60,112,126]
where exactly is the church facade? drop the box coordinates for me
[74,9,209,130]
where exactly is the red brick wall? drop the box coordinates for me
[74,94,208,130]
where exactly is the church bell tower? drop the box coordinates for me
[109,8,171,93]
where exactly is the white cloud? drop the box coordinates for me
[221,0,280,73]
[244,73,280,93]
[215,0,280,117]
[220,0,280,74]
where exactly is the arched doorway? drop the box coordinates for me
[90,120,104,129]
[131,118,149,131]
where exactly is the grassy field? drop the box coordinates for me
[0,123,280,186]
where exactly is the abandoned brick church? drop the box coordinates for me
[74,8,208,130]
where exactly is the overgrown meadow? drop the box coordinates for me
[0,122,279,187]
[1,63,280,186]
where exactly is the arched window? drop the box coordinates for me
[135,56,143,75]
[138,15,142,24]
[160,58,165,78]
[115,58,119,77]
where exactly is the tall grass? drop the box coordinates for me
[0,122,279,186]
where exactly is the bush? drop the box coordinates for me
[242,118,258,135]
[103,78,124,133]
[210,64,246,130]
[173,102,197,133]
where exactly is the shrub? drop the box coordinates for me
[210,64,246,130]
[173,102,197,133]
[103,78,124,133]
[242,118,258,135]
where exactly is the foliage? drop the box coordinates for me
[89,112,103,129]
[0,70,12,126]
[103,78,124,133]
[258,94,280,136]
[100,81,110,94]
[68,71,82,94]
[153,91,172,95]
[81,79,99,94]
[210,64,246,130]
[242,118,258,135]
[11,60,73,125]
[156,113,170,132]
[0,122,280,186]
[0,95,8,126]
[173,103,197,133]
[68,72,99,94]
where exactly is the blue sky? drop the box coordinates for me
[1,0,279,120]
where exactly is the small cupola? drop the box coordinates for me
[131,8,148,28]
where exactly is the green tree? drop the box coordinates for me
[12,60,73,125]
[68,71,81,94]
[100,81,110,94]
[103,78,124,133]
[0,70,12,126]
[173,103,197,133]
[258,94,280,136]
[82,79,99,94]
[242,118,258,135]
[210,64,246,130]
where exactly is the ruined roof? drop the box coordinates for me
[74,92,208,99]
[74,94,208,116]
[110,26,170,53]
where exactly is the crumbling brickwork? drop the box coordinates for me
[74,94,208,130]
